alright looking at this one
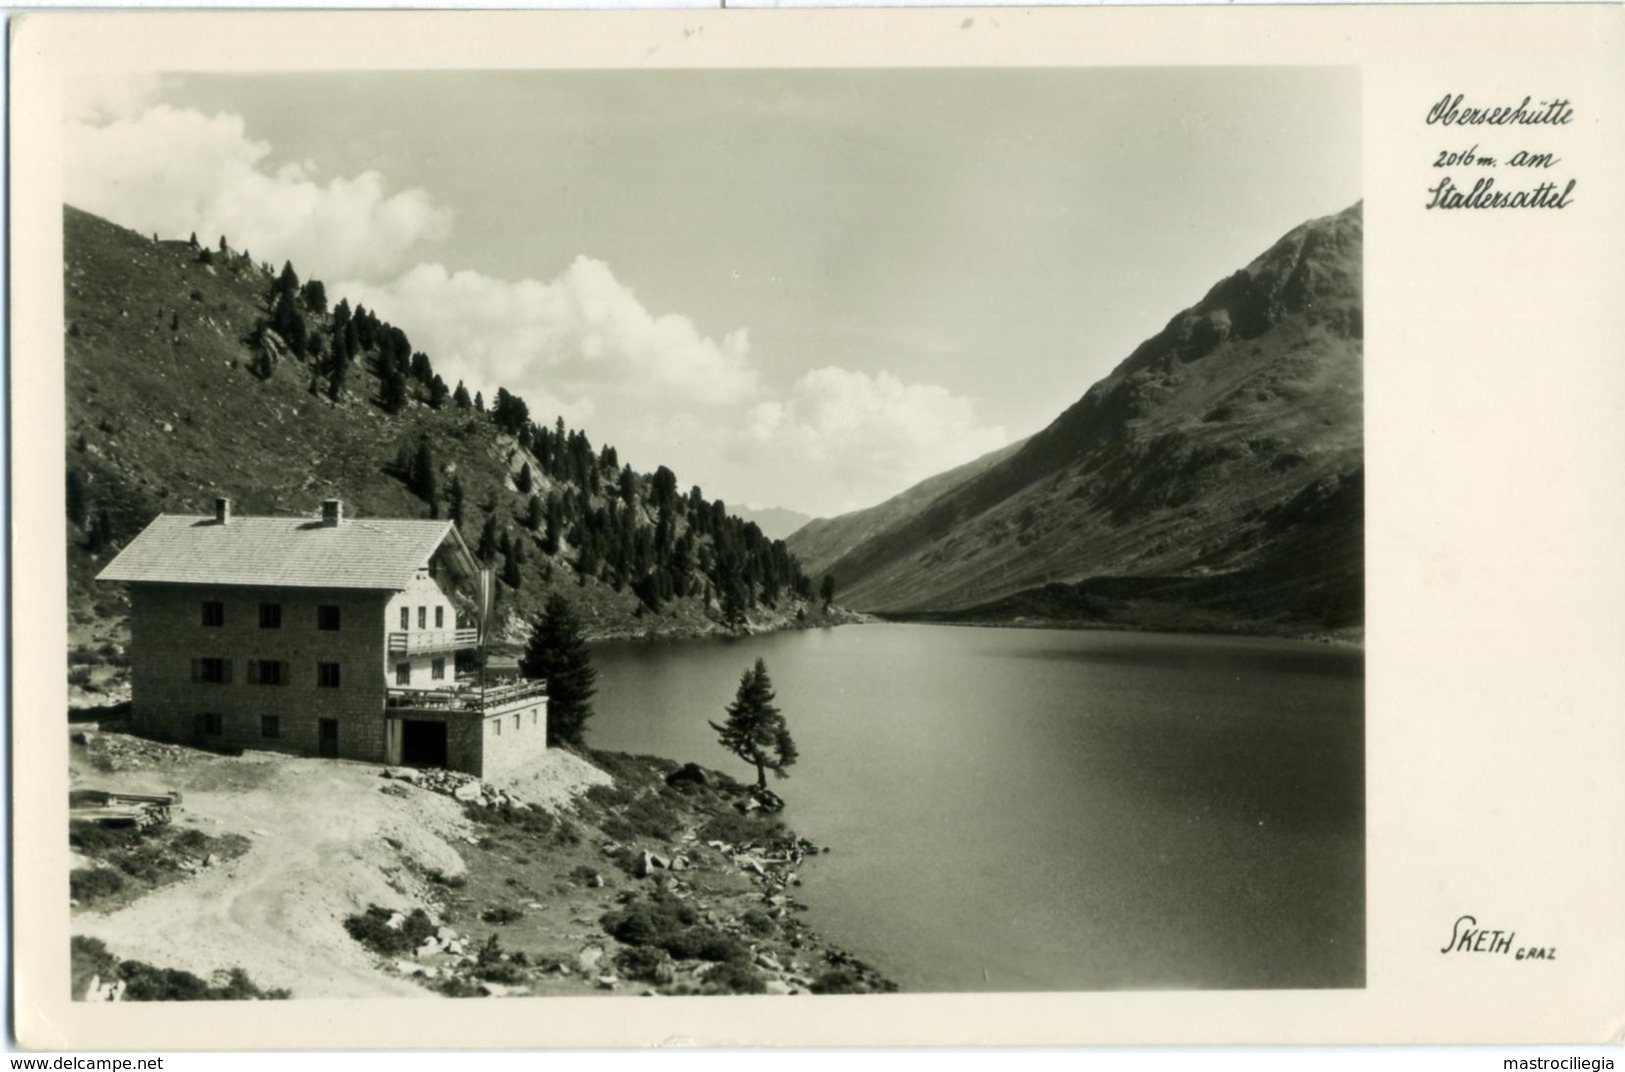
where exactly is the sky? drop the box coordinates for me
[64,68,1359,518]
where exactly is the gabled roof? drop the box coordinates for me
[96,515,478,591]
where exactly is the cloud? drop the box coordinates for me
[64,96,452,280]
[736,367,1009,513]
[341,259,1001,516]
[339,261,1006,516]
[61,79,1007,517]
[336,258,759,419]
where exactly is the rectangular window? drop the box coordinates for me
[513,712,521,731]
[435,606,445,629]
[201,601,224,627]
[247,659,286,686]
[317,662,341,688]
[317,605,341,631]
[493,718,501,736]
[396,662,411,686]
[193,657,230,684]
[418,606,427,630]
[200,712,223,735]
[261,715,280,739]
[431,658,445,681]
[259,602,282,629]
[400,606,410,631]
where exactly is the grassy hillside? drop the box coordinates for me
[64,206,843,697]
[814,204,1364,637]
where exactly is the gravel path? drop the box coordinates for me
[72,745,477,998]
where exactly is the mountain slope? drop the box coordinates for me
[820,204,1363,636]
[785,436,1029,582]
[62,205,839,682]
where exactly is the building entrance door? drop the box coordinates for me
[318,718,338,758]
[400,720,448,768]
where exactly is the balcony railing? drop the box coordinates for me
[387,628,479,655]
[386,678,547,714]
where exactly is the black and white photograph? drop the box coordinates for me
[9,5,1623,1052]
[56,61,1364,1002]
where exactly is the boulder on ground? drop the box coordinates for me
[665,763,709,789]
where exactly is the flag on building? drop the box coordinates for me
[477,568,495,643]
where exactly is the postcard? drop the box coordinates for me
[9,4,1623,1050]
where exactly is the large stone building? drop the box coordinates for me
[96,498,547,779]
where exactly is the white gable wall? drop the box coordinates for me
[383,572,465,690]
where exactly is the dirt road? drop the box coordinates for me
[71,745,476,998]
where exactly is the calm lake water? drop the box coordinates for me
[587,623,1364,992]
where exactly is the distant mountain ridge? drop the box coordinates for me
[786,437,1028,581]
[729,505,813,542]
[797,203,1364,637]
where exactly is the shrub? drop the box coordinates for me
[615,945,673,984]
[433,975,485,998]
[697,808,786,849]
[809,968,864,995]
[113,846,168,883]
[68,668,94,688]
[694,933,751,965]
[569,865,602,885]
[621,794,682,841]
[603,896,697,948]
[600,816,636,843]
[480,905,523,925]
[476,961,527,985]
[70,868,124,903]
[425,868,467,890]
[172,828,209,854]
[69,820,141,855]
[472,933,528,984]
[119,962,215,1001]
[601,893,747,965]
[583,782,637,809]
[70,936,119,998]
[585,750,676,784]
[463,800,554,837]
[604,845,642,878]
[212,967,292,1001]
[740,909,777,939]
[701,960,767,995]
[75,952,289,1001]
[116,960,290,1001]
[344,905,436,957]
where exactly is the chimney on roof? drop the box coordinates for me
[215,497,232,525]
[321,499,344,527]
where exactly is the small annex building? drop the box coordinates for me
[96,497,547,779]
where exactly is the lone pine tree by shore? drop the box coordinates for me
[711,658,799,789]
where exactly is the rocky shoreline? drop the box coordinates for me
[69,724,895,1000]
[362,758,895,997]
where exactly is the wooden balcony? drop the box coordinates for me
[386,678,547,714]
[387,628,479,656]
